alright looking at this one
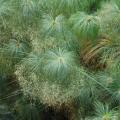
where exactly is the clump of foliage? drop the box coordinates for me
[1,0,120,120]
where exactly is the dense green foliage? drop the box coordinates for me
[1,0,120,120]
